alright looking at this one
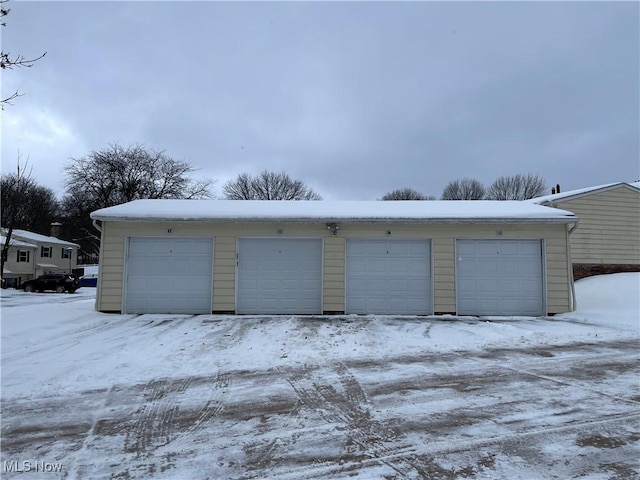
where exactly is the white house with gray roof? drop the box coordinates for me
[2,229,80,285]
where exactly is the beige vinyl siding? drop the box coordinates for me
[213,235,236,311]
[549,186,640,264]
[323,237,345,312]
[96,222,125,311]
[96,220,572,315]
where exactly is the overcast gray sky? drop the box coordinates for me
[2,1,638,200]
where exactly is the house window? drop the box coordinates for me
[62,248,72,259]
[41,246,52,258]
[17,250,30,263]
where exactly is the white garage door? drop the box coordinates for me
[346,239,432,315]
[125,237,213,314]
[237,238,323,314]
[456,239,544,316]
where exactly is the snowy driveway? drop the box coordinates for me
[1,274,639,479]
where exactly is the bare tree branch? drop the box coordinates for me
[486,173,547,200]
[380,188,435,200]
[223,170,322,200]
[1,51,47,70]
[0,0,46,109]
[441,178,486,200]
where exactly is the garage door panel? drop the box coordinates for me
[365,243,388,255]
[456,239,543,316]
[125,237,213,314]
[346,242,367,256]
[457,262,477,276]
[456,241,476,255]
[519,258,543,271]
[129,259,171,276]
[477,279,499,294]
[129,239,167,255]
[500,259,521,275]
[405,260,429,274]
[477,259,499,274]
[516,242,541,255]
[407,279,429,295]
[365,278,387,291]
[387,242,409,255]
[388,278,409,291]
[476,241,498,255]
[389,260,411,274]
[457,298,476,313]
[170,260,210,276]
[408,242,428,255]
[499,242,519,255]
[363,259,386,274]
[499,280,520,295]
[346,239,431,315]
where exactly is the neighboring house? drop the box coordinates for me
[90,199,578,317]
[0,235,38,288]
[1,228,80,281]
[531,182,640,279]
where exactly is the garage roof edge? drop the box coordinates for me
[90,200,577,223]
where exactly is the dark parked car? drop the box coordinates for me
[21,274,80,293]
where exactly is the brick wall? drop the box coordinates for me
[573,263,640,281]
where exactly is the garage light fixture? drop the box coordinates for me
[326,223,340,235]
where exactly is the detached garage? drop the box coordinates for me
[90,200,577,316]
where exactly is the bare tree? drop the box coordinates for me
[1,172,58,234]
[381,188,436,200]
[0,158,58,284]
[1,0,46,108]
[441,178,486,200]
[64,144,212,205]
[486,173,547,200]
[223,170,322,200]
[62,144,213,260]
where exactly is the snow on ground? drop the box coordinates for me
[1,274,639,479]
[556,272,640,332]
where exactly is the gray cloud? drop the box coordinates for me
[2,1,637,201]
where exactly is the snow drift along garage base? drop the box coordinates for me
[90,200,578,316]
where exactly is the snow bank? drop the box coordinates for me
[557,272,640,333]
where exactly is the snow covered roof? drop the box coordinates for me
[9,229,80,248]
[531,182,640,205]
[91,200,577,224]
[0,235,37,248]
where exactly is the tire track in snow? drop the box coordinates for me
[280,361,450,479]
[123,376,194,457]
[169,370,231,448]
